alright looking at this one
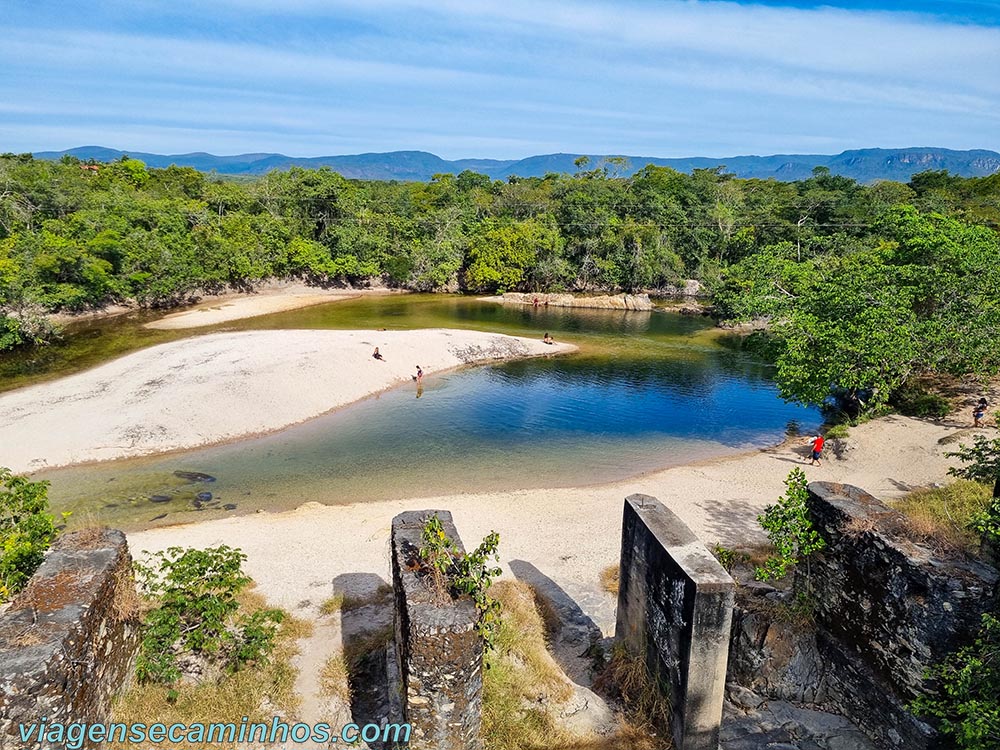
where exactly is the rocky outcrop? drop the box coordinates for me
[493,292,653,311]
[727,482,999,750]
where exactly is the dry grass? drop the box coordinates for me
[319,655,351,702]
[889,480,991,555]
[592,644,673,750]
[483,580,579,750]
[599,566,620,596]
[319,592,344,615]
[111,595,308,748]
[111,562,144,624]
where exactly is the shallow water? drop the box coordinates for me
[15,295,820,528]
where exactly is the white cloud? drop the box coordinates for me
[2,1,998,157]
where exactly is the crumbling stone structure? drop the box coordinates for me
[729,482,999,750]
[0,528,141,750]
[390,510,483,750]
[616,493,735,750]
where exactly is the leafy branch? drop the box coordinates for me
[419,514,503,649]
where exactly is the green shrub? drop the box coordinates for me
[0,468,58,602]
[891,384,951,419]
[420,514,503,649]
[0,313,59,352]
[824,423,850,439]
[912,613,1000,748]
[134,545,284,685]
[755,468,826,581]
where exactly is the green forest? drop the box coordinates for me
[2,152,999,412]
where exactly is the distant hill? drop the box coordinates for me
[29,146,1000,183]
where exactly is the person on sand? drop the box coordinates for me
[372,347,385,361]
[413,365,423,383]
[974,398,988,427]
[542,332,554,345]
[808,434,825,466]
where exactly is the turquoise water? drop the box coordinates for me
[25,295,819,528]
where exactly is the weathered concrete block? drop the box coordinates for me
[803,481,999,750]
[616,494,735,750]
[391,511,483,750]
[0,528,141,750]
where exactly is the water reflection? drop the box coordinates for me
[19,295,820,528]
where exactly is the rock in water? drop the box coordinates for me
[223,503,237,511]
[196,491,213,501]
[173,470,217,483]
[149,494,172,503]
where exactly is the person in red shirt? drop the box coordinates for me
[809,434,825,466]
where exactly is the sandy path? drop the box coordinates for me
[0,329,574,473]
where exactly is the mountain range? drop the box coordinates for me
[30,146,1000,183]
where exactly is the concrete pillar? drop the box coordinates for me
[616,494,735,750]
[391,510,483,750]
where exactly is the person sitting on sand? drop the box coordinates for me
[542,332,554,345]
[372,347,385,361]
[974,398,988,427]
[808,434,825,466]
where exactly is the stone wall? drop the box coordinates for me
[616,494,735,750]
[390,510,483,750]
[0,528,141,750]
[728,482,999,750]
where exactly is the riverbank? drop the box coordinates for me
[0,328,575,473]
[142,283,386,330]
[126,414,989,633]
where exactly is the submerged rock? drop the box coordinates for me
[149,494,172,503]
[173,470,217,483]
[196,491,213,501]
[223,503,237,511]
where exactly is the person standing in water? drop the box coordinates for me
[414,365,423,383]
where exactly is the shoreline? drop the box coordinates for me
[0,328,576,474]
[45,280,392,328]
[126,413,992,634]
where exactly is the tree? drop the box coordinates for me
[465,218,555,292]
[755,468,825,581]
[948,436,1000,499]
[0,468,57,601]
[912,613,1000,749]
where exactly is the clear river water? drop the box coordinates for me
[4,294,821,529]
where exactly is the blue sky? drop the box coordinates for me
[3,1,999,159]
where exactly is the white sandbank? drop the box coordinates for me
[0,329,574,473]
[143,284,365,329]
